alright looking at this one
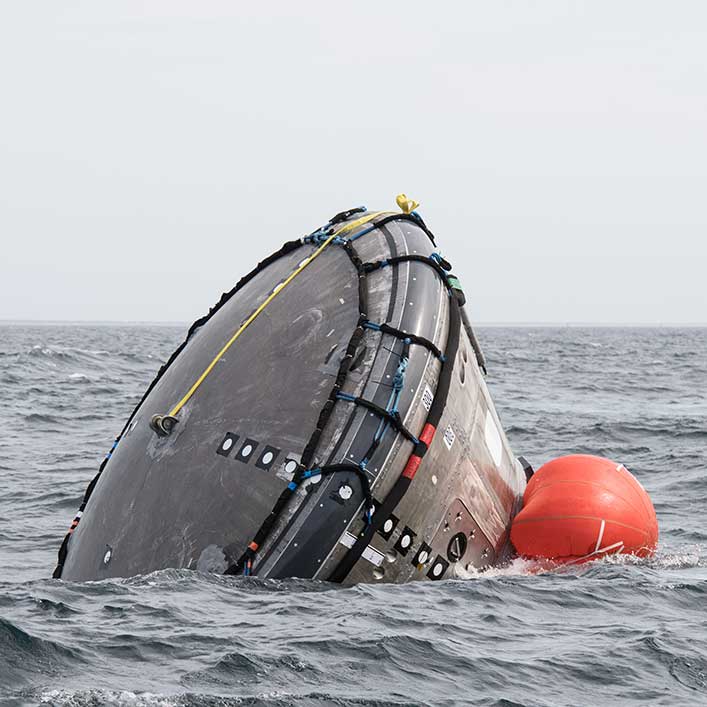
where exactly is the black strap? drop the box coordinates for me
[336,394,418,444]
[367,321,444,361]
[364,254,450,283]
[368,212,437,246]
[329,206,367,225]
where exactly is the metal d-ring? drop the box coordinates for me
[150,414,178,437]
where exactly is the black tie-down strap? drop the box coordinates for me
[329,206,367,225]
[361,212,438,246]
[52,238,306,578]
[363,253,451,279]
[363,320,445,361]
[334,393,419,445]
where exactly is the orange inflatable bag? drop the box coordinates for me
[511,454,658,562]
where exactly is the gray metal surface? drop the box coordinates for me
[59,210,526,584]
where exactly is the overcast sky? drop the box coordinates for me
[1,2,705,324]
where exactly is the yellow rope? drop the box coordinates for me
[166,210,389,418]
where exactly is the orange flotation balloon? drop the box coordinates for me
[510,454,658,562]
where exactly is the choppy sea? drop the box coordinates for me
[0,324,705,706]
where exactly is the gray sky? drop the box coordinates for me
[1,2,705,324]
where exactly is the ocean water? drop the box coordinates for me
[0,324,705,707]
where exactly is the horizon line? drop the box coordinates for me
[1,319,706,328]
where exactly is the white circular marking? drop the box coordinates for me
[339,485,353,500]
[241,444,253,457]
[431,475,438,485]
[222,438,233,452]
[285,460,298,474]
[309,474,321,484]
[433,563,443,577]
[383,519,394,533]
[418,550,429,563]
[401,534,411,549]
[261,451,274,465]
[103,550,112,564]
